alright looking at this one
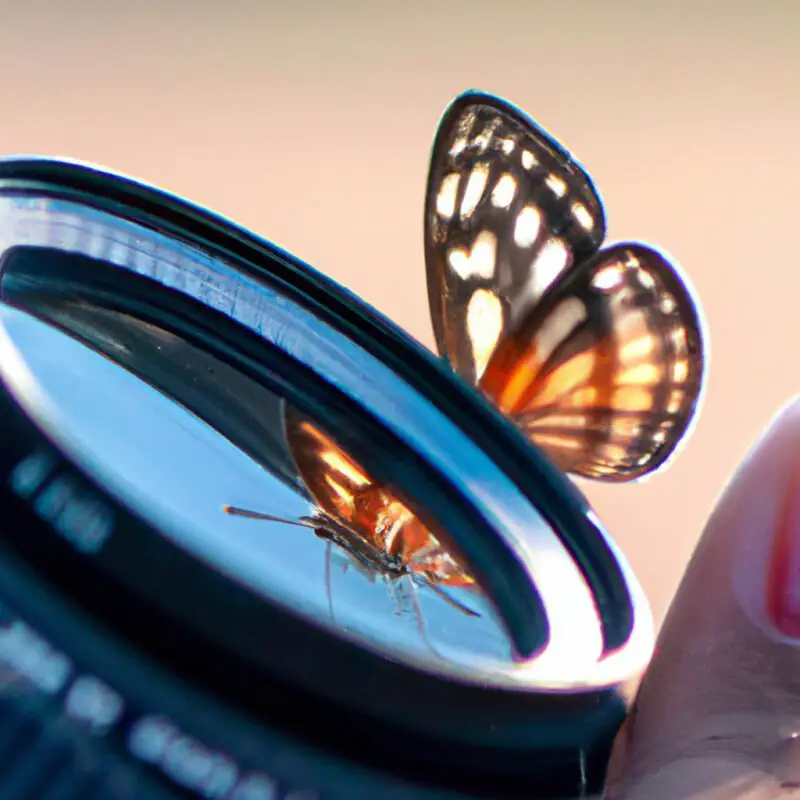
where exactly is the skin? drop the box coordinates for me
[595,396,800,798]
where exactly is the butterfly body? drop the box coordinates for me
[283,407,475,590]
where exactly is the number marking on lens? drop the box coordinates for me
[0,620,72,695]
[8,450,114,554]
[0,602,318,800]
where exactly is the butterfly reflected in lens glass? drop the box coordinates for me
[226,91,706,625]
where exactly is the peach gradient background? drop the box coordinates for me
[1,0,798,631]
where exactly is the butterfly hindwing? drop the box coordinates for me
[425,92,606,385]
[478,243,705,481]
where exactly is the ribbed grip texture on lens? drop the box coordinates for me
[0,695,179,800]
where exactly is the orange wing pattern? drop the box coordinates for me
[283,406,475,587]
[425,93,705,481]
[479,244,704,481]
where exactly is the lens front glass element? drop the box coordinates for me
[0,236,513,685]
[0,186,652,693]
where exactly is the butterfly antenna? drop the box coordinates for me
[223,505,317,528]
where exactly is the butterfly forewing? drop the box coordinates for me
[479,244,704,481]
[425,93,606,385]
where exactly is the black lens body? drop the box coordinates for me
[0,158,649,799]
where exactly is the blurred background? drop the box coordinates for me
[1,0,798,630]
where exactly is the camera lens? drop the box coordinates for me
[0,159,653,798]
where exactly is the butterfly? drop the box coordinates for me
[227,90,706,602]
[226,404,477,591]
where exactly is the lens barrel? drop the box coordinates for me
[0,158,653,799]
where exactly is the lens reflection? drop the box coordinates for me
[282,408,475,589]
[0,252,510,681]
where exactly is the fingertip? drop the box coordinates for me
[610,394,800,795]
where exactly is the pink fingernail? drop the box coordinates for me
[766,463,800,638]
[730,399,800,643]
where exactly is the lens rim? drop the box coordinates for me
[0,157,653,794]
[0,156,643,659]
